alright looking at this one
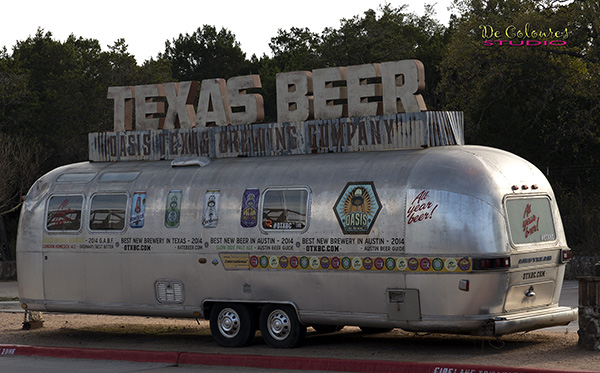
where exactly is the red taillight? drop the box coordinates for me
[473,257,511,270]
[561,249,572,263]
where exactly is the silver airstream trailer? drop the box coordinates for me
[17,142,576,348]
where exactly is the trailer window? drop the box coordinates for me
[89,194,128,231]
[506,197,556,245]
[56,173,96,183]
[262,188,309,231]
[98,171,140,182]
[46,195,84,231]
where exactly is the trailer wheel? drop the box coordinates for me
[260,304,306,348]
[209,303,256,347]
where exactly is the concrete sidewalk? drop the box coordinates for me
[0,281,21,312]
[0,281,18,299]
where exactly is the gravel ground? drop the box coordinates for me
[0,311,598,371]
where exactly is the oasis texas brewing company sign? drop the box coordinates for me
[89,59,464,161]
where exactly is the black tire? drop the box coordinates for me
[209,303,256,347]
[259,304,306,348]
[359,326,394,334]
[311,324,344,334]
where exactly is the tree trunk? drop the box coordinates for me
[0,215,12,261]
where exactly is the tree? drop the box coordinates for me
[439,0,600,252]
[0,133,44,260]
[0,31,172,259]
[162,25,250,81]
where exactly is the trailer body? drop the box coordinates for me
[17,145,577,347]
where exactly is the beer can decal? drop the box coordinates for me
[165,190,182,228]
[130,192,146,228]
[202,190,220,228]
[240,188,260,228]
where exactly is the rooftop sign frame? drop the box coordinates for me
[90,60,464,162]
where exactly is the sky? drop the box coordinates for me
[1,1,454,63]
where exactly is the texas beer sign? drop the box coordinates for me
[89,60,464,161]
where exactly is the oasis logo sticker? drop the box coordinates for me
[334,182,381,234]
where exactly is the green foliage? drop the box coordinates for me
[161,25,250,81]
[440,0,600,252]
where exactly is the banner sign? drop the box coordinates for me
[89,111,463,161]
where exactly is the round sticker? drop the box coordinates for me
[385,258,396,270]
[342,257,352,270]
[300,256,309,269]
[260,256,269,268]
[320,257,330,269]
[269,256,279,268]
[458,257,471,271]
[310,256,320,269]
[420,258,431,271]
[397,258,408,271]
[352,257,363,270]
[279,256,289,268]
[290,256,299,268]
[408,257,419,271]
[432,258,444,271]
[363,257,373,270]
[250,256,259,268]
[374,257,384,270]
[331,257,341,269]
[444,258,458,272]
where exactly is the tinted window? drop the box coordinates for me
[506,197,556,245]
[56,173,96,183]
[262,189,309,231]
[46,195,83,231]
[98,172,139,182]
[89,194,128,231]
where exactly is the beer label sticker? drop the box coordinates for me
[310,256,320,269]
[397,258,408,271]
[165,190,182,228]
[130,192,146,228]
[432,258,444,271]
[445,258,458,272]
[241,188,260,228]
[202,190,220,228]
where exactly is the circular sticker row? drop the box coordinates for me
[249,255,471,272]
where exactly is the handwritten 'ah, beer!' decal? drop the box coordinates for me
[334,182,382,234]
[407,189,439,225]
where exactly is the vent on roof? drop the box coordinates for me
[171,156,210,167]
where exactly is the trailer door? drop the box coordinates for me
[503,195,565,312]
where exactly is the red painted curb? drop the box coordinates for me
[1,344,180,363]
[0,344,594,373]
